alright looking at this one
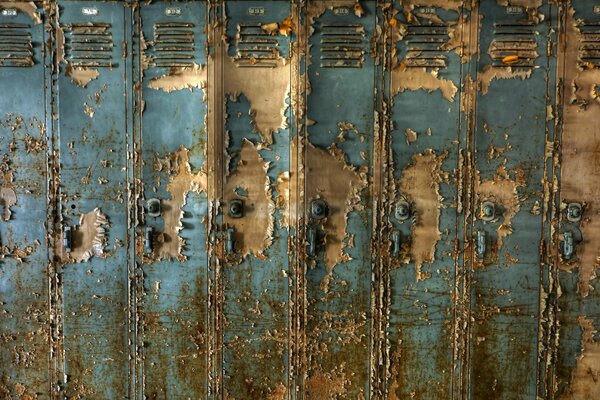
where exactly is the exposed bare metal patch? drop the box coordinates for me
[478,66,533,95]
[275,171,292,228]
[559,5,600,297]
[305,368,348,400]
[0,155,16,221]
[224,139,274,259]
[399,149,448,280]
[559,317,600,399]
[154,146,207,261]
[0,2,41,24]
[67,208,109,263]
[399,0,464,14]
[392,64,458,102]
[225,57,289,144]
[306,1,363,26]
[66,64,99,88]
[475,164,525,254]
[148,63,207,94]
[304,139,367,274]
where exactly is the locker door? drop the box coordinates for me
[554,1,600,397]
[217,1,293,398]
[0,3,50,398]
[467,2,555,399]
[137,2,209,399]
[55,2,132,397]
[301,1,376,398]
[384,3,468,398]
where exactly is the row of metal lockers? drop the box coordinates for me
[0,0,599,399]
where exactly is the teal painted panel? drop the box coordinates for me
[468,2,555,399]
[386,4,465,399]
[138,2,209,399]
[0,3,50,398]
[56,2,132,398]
[303,1,376,397]
[221,1,292,398]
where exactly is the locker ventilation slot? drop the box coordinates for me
[319,24,366,68]
[490,22,538,68]
[578,23,600,69]
[63,23,114,68]
[403,23,449,69]
[234,24,282,68]
[150,22,196,68]
[0,23,33,67]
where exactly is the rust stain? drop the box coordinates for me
[398,149,448,280]
[559,317,600,399]
[66,208,110,263]
[305,368,348,400]
[304,138,368,275]
[147,63,207,94]
[153,146,207,261]
[558,4,600,297]
[224,139,274,259]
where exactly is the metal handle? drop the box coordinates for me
[144,227,153,254]
[307,226,317,257]
[226,228,235,255]
[562,231,574,260]
[476,230,486,258]
[391,230,401,256]
[63,226,73,253]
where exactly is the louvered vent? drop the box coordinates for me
[150,22,196,68]
[403,23,450,69]
[0,23,33,67]
[63,23,114,68]
[490,22,538,68]
[234,24,281,68]
[578,23,600,69]
[319,24,366,68]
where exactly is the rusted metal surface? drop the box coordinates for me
[1,1,600,399]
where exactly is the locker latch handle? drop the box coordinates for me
[391,230,401,257]
[63,226,73,253]
[476,230,486,258]
[306,226,317,258]
[144,227,154,254]
[562,231,574,260]
[226,228,236,255]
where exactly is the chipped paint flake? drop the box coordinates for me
[148,63,207,93]
[399,149,447,280]
[155,147,207,261]
[0,2,41,24]
[68,208,109,263]
[66,64,99,88]
[392,64,458,102]
[478,66,533,95]
[224,139,274,259]
[0,155,16,221]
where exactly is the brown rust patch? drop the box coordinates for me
[0,155,16,221]
[148,63,207,94]
[392,64,458,102]
[224,139,274,259]
[275,171,293,228]
[304,139,368,274]
[398,149,448,280]
[153,146,207,261]
[66,208,109,263]
[0,2,41,24]
[305,368,348,400]
[559,317,600,399]
[558,5,600,297]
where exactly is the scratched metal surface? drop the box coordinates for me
[0,5,49,398]
[2,1,600,399]
[55,1,132,398]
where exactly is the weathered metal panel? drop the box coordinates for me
[219,1,293,398]
[467,1,555,399]
[0,2,50,398]
[55,1,132,397]
[384,3,467,399]
[136,1,209,399]
[300,1,376,398]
